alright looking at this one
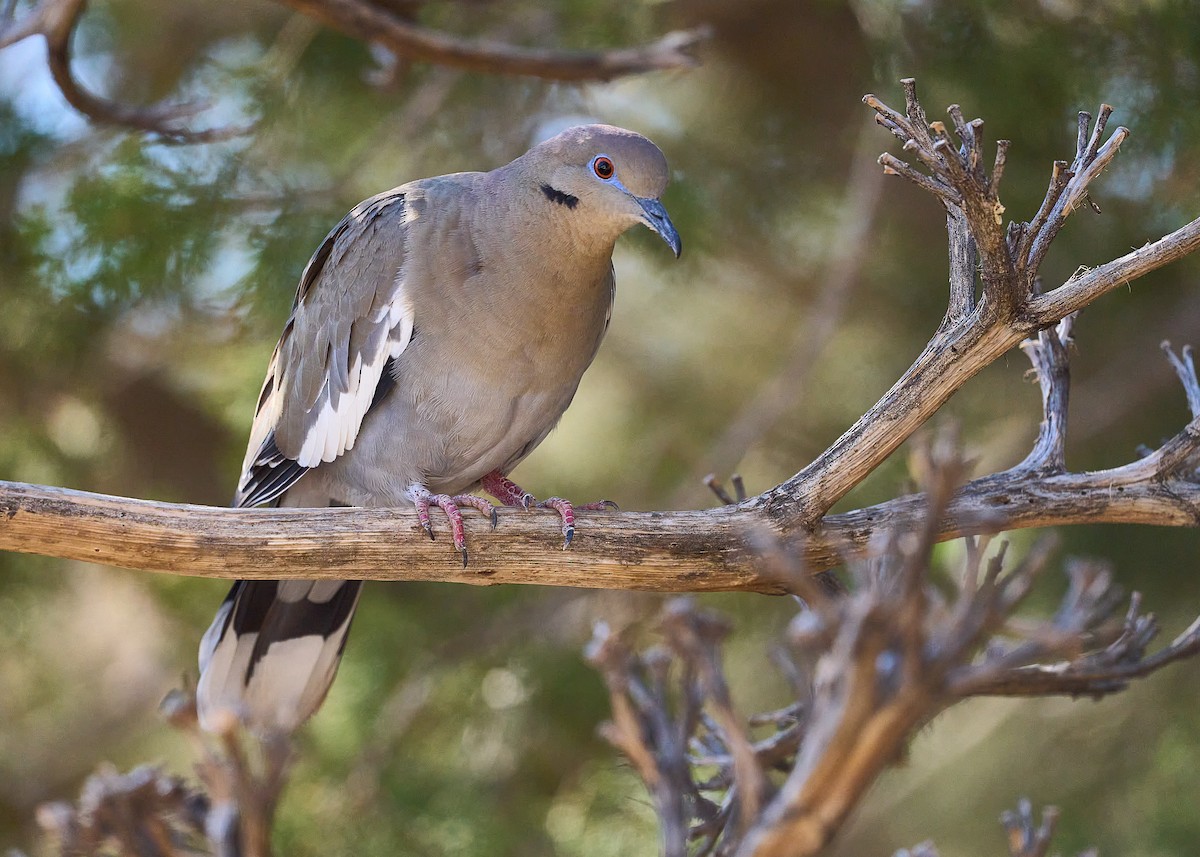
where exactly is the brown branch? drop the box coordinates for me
[1028,214,1200,325]
[278,0,708,81]
[3,372,1199,587]
[1,448,1198,589]
[0,0,57,47]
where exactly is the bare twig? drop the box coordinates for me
[162,690,292,857]
[1163,341,1200,418]
[1015,314,1075,473]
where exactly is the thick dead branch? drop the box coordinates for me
[592,441,1200,857]
[3,445,1199,588]
[279,0,707,81]
[3,329,1199,586]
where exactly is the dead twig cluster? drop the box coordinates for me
[895,798,1097,857]
[35,690,293,857]
[590,428,1200,857]
[35,764,208,857]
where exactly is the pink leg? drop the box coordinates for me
[480,471,534,508]
[479,470,618,549]
[407,485,497,567]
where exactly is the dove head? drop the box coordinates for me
[513,124,682,258]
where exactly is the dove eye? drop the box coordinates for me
[592,156,615,180]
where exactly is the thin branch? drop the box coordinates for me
[1015,314,1074,473]
[758,207,1200,526]
[278,0,708,81]
[0,0,58,48]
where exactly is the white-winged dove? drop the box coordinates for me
[197,125,680,733]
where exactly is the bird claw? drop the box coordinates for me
[581,499,620,512]
[409,486,497,565]
[477,470,617,551]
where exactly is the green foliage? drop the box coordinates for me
[3,1,1200,854]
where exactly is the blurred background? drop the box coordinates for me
[2,0,1200,854]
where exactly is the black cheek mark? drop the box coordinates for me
[541,183,579,209]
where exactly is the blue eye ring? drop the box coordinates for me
[592,155,615,180]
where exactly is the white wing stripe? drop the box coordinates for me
[294,289,415,468]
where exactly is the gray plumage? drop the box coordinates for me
[198,124,679,734]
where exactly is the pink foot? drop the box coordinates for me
[407,485,498,567]
[479,471,618,549]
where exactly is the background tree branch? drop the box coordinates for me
[0,0,705,141]
[279,0,707,81]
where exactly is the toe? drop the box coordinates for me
[581,499,620,512]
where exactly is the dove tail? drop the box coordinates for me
[197,579,362,734]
